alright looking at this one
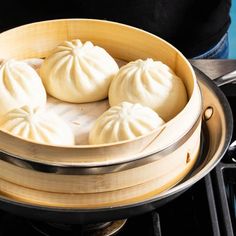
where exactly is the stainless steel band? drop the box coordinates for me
[0,112,202,175]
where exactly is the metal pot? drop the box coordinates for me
[0,20,233,224]
[0,67,233,224]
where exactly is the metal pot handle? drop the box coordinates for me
[213,70,236,87]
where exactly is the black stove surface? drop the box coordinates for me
[0,171,233,236]
[0,178,220,236]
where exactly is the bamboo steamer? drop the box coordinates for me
[0,125,200,207]
[0,19,202,208]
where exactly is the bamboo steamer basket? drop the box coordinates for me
[0,19,202,208]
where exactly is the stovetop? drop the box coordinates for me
[0,176,220,236]
[0,60,235,236]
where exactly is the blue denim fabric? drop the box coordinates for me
[192,33,229,59]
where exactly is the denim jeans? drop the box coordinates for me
[192,33,229,59]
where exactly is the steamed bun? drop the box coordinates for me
[40,39,119,103]
[0,106,75,145]
[0,59,47,116]
[89,102,164,145]
[109,58,188,121]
